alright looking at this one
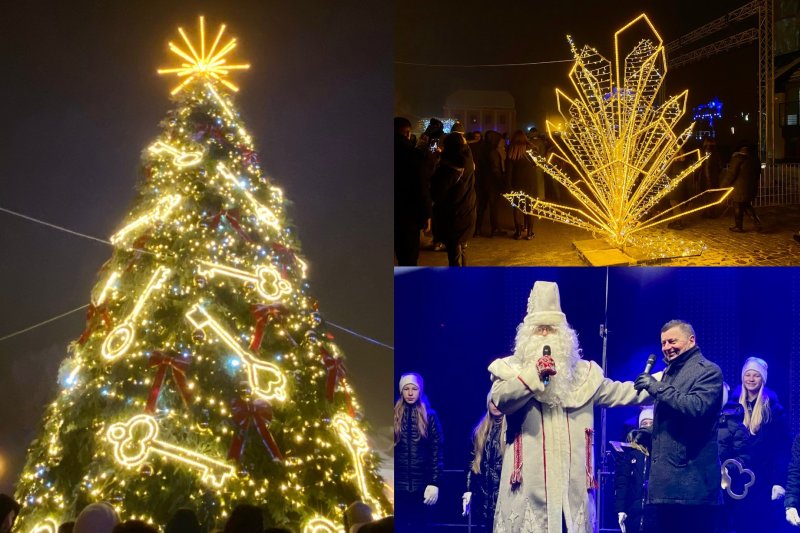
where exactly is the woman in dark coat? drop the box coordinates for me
[430,133,476,266]
[730,357,791,532]
[506,130,538,240]
[722,142,762,232]
[462,398,505,531]
[395,373,444,533]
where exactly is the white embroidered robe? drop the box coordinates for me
[489,357,647,533]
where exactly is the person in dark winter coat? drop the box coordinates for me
[430,133,476,266]
[506,130,538,240]
[474,130,506,237]
[633,319,724,533]
[722,142,762,232]
[730,357,791,532]
[614,407,654,533]
[462,397,505,532]
[785,434,800,526]
[718,382,752,533]
[0,495,19,533]
[395,373,444,532]
[394,116,432,266]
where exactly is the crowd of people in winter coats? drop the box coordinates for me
[395,115,796,265]
[0,498,392,533]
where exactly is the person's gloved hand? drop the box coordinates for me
[536,355,557,382]
[462,492,471,516]
[786,507,800,526]
[423,485,439,505]
[773,485,786,500]
[618,511,627,529]
[634,372,658,394]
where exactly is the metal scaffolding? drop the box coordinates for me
[666,0,774,162]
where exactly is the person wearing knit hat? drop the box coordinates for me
[729,356,791,532]
[462,393,505,532]
[394,372,443,532]
[488,280,647,533]
[614,406,655,533]
[73,502,119,533]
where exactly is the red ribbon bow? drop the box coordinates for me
[249,304,288,351]
[77,303,113,345]
[228,398,283,462]
[320,348,354,416]
[208,209,253,242]
[145,350,193,413]
[125,234,151,272]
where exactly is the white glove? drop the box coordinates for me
[618,512,627,533]
[462,492,472,516]
[774,485,787,500]
[423,485,439,505]
[787,507,800,527]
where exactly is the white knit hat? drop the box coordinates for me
[741,357,768,384]
[398,372,423,393]
[526,281,566,326]
[639,406,654,427]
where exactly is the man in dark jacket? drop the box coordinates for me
[394,116,432,266]
[634,319,723,533]
[722,142,762,233]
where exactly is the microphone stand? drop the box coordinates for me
[597,267,612,531]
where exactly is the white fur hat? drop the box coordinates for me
[399,373,423,393]
[741,357,768,384]
[526,281,566,326]
[639,406,654,427]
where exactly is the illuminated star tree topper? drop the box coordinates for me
[505,14,732,250]
[157,16,250,95]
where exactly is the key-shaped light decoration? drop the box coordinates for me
[93,271,120,306]
[110,194,182,246]
[196,260,292,302]
[148,140,205,167]
[30,519,58,533]
[331,413,384,516]
[102,266,172,360]
[185,304,287,401]
[216,163,281,230]
[106,414,235,488]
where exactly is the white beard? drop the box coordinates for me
[513,320,582,406]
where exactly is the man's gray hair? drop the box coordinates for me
[661,319,696,338]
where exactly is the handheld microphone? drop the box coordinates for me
[543,345,551,386]
[643,353,657,374]
[638,354,657,396]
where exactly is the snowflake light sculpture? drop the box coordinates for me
[506,14,732,249]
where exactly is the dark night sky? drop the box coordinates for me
[396,0,762,147]
[0,1,392,494]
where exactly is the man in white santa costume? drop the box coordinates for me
[489,280,647,533]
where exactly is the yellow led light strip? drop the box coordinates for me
[206,81,235,120]
[331,413,385,517]
[30,519,58,533]
[196,260,292,302]
[110,194,182,245]
[102,266,172,360]
[157,16,250,95]
[506,14,731,249]
[148,141,205,168]
[106,414,235,488]
[94,271,121,306]
[185,304,288,401]
[216,163,281,230]
[303,517,344,533]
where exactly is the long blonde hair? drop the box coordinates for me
[739,384,772,435]
[394,396,429,444]
[470,410,506,474]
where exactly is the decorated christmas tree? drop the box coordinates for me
[15,17,388,532]
[505,14,732,251]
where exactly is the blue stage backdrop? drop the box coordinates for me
[395,267,800,525]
